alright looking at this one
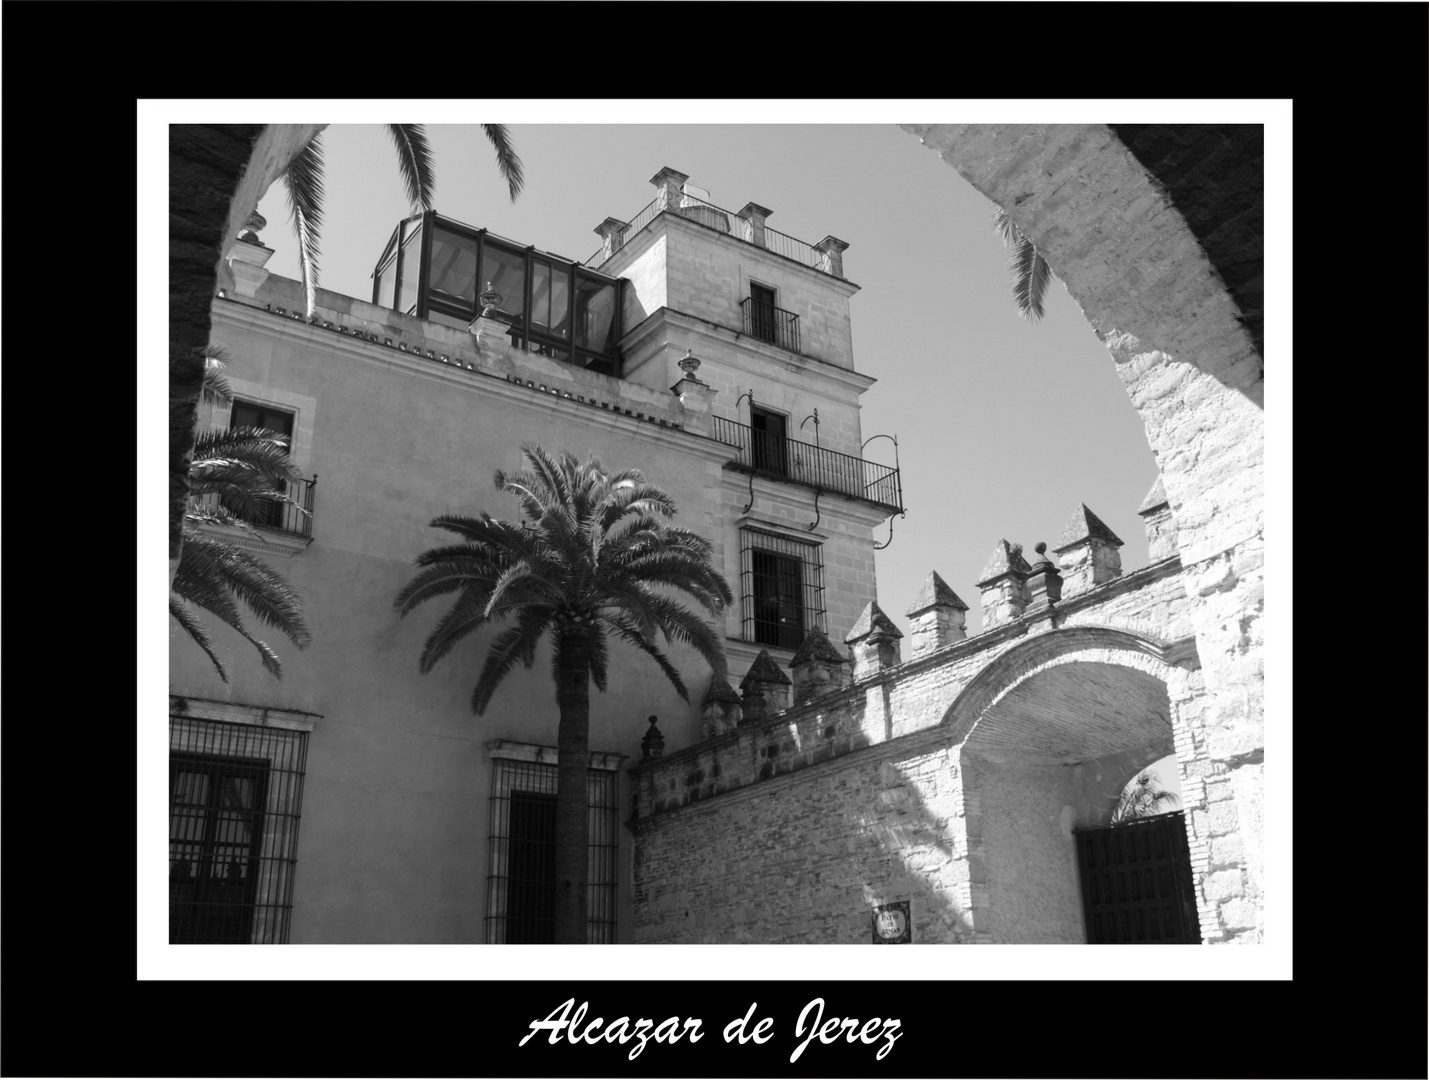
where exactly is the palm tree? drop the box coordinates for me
[394,445,733,943]
[284,124,524,315]
[992,206,1055,322]
[170,354,312,682]
[1110,770,1181,823]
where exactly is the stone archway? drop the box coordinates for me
[940,627,1206,942]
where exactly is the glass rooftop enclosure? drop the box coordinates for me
[372,210,622,376]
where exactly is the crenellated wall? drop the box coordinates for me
[631,478,1262,944]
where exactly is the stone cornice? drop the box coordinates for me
[486,739,627,772]
[170,694,322,731]
[211,297,735,464]
[625,307,877,402]
[605,210,862,296]
[194,520,311,557]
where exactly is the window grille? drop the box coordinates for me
[485,757,619,944]
[739,527,825,650]
[169,718,308,944]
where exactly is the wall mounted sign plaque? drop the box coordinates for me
[872,900,911,943]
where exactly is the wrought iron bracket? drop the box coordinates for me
[808,487,823,532]
[873,510,905,551]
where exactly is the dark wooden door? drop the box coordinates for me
[1075,811,1201,944]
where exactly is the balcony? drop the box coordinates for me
[711,417,902,513]
[193,476,316,552]
[741,297,800,353]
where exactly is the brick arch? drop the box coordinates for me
[942,625,1192,750]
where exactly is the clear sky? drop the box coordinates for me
[255,123,1159,642]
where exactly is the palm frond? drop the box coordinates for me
[992,205,1054,322]
[170,594,230,684]
[386,124,436,212]
[471,610,547,714]
[602,614,689,703]
[176,530,312,647]
[482,124,525,201]
[283,133,325,317]
[201,345,233,407]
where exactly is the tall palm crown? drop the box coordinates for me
[170,352,311,682]
[992,206,1056,322]
[395,445,732,942]
[284,123,524,315]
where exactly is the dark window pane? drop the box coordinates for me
[749,407,787,476]
[574,276,615,352]
[752,550,803,649]
[429,227,479,310]
[749,283,777,344]
[479,243,526,325]
[507,791,557,943]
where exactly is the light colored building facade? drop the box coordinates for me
[168,169,902,943]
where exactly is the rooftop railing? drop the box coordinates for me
[711,417,902,512]
[586,193,835,276]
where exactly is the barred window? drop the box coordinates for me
[739,527,825,650]
[169,712,310,944]
[485,747,620,944]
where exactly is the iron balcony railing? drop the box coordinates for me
[194,476,316,541]
[741,297,801,353]
[711,417,902,512]
[585,192,835,276]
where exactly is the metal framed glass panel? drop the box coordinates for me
[428,226,480,312]
[478,242,527,328]
[396,222,424,316]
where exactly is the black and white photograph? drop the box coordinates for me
[155,113,1275,963]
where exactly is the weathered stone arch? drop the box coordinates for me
[942,625,1194,750]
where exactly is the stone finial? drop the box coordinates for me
[1053,504,1124,597]
[976,540,1032,628]
[701,674,743,737]
[640,715,665,760]
[739,648,791,723]
[736,202,773,247]
[237,210,267,245]
[650,166,690,213]
[813,235,850,279]
[789,629,849,703]
[593,217,629,261]
[1137,476,1178,562]
[670,351,716,435]
[1025,542,1063,611]
[845,601,903,679]
[905,571,968,657]
[228,210,275,296]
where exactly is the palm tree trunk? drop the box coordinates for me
[553,632,591,944]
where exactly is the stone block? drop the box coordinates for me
[1202,869,1244,902]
